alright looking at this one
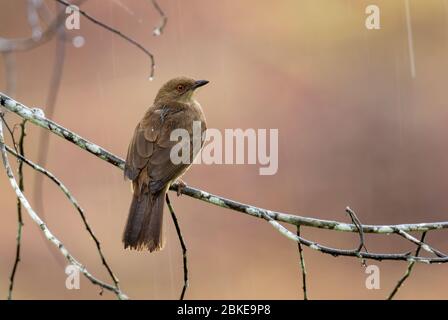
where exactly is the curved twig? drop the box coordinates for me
[6,119,26,300]
[345,207,367,253]
[55,0,156,79]
[166,194,188,300]
[387,232,427,300]
[0,120,127,300]
[296,226,307,300]
[395,229,446,258]
[5,145,121,289]
[151,0,168,36]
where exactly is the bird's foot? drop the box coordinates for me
[175,179,187,196]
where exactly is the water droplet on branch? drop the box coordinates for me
[153,28,161,37]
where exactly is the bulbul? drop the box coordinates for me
[123,77,208,251]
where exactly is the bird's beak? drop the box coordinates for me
[192,80,209,90]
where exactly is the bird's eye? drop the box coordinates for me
[176,84,185,92]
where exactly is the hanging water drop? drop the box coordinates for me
[153,28,161,37]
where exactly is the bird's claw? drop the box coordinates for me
[176,179,187,196]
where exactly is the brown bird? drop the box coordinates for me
[123,77,209,251]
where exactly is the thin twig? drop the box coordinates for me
[395,229,446,258]
[151,0,168,36]
[345,207,367,266]
[296,226,307,300]
[166,194,188,300]
[345,207,367,253]
[387,232,427,300]
[7,119,26,300]
[5,145,121,289]
[54,0,156,79]
[0,120,127,300]
[0,114,18,153]
[258,208,447,263]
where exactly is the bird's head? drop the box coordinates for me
[155,77,209,104]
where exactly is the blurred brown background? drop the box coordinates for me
[0,0,447,299]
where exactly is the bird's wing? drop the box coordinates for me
[124,105,204,194]
[124,107,160,181]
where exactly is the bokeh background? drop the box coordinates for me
[0,0,447,299]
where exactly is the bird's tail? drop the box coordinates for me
[123,186,168,251]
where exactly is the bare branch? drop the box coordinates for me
[395,229,446,258]
[1,93,124,168]
[345,207,367,253]
[2,92,448,264]
[6,119,26,300]
[387,232,427,300]
[0,120,128,300]
[0,114,18,152]
[166,194,188,300]
[296,226,307,300]
[5,145,121,289]
[150,0,168,36]
[54,0,156,79]
[256,206,447,263]
[345,207,367,266]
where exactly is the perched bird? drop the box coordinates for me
[123,77,209,251]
